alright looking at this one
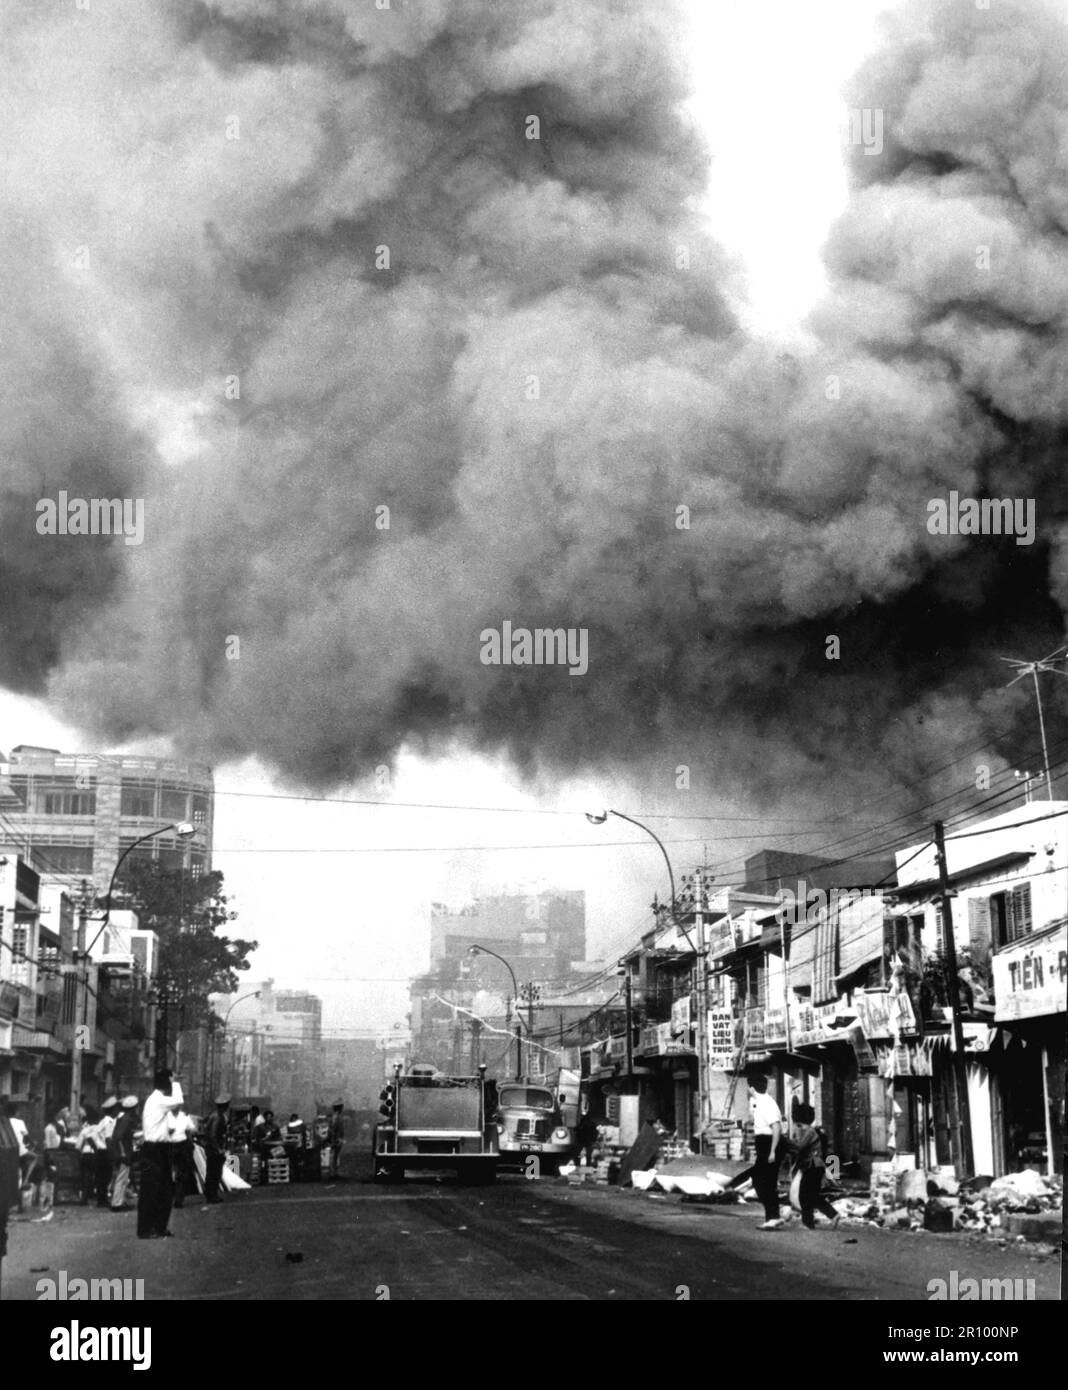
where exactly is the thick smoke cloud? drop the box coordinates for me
[1,0,1064,808]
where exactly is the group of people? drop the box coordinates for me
[729,1074,840,1230]
[2,1080,349,1246]
[239,1101,346,1181]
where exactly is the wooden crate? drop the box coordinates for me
[267,1158,290,1185]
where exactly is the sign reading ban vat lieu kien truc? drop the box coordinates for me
[992,921,1067,1022]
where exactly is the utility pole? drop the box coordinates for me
[514,1021,523,1082]
[933,821,974,1176]
[68,883,91,1120]
[693,866,709,1146]
[621,971,633,1077]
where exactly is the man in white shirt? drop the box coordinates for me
[137,1070,184,1239]
[94,1098,119,1208]
[748,1075,786,1229]
[169,1104,197,1208]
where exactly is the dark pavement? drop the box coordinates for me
[3,1154,1058,1301]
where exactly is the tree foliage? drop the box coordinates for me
[110,862,258,1013]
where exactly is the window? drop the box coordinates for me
[1010,883,1032,940]
[30,845,94,876]
[121,787,156,818]
[158,847,186,871]
[160,789,188,820]
[10,924,30,986]
[35,789,96,816]
[192,794,209,828]
[989,884,1032,948]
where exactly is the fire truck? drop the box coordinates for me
[372,1063,499,1184]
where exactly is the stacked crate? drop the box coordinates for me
[267,1157,290,1185]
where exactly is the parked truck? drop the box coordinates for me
[372,1063,498,1184]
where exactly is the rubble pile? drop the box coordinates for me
[831,1168,1062,1239]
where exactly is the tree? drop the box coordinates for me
[110,862,258,1020]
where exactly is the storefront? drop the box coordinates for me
[991,920,1066,1177]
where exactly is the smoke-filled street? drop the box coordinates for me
[2,1163,1058,1303]
[1,0,1065,1344]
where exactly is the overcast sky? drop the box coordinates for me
[1,0,891,1034]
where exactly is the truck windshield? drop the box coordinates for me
[499,1087,554,1110]
[400,1086,481,1130]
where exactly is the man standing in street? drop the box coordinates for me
[748,1074,786,1230]
[95,1098,119,1208]
[328,1100,345,1181]
[109,1097,138,1211]
[138,1070,183,1239]
[202,1095,230,1206]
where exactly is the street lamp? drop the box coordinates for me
[217,990,262,1099]
[69,821,196,1117]
[585,809,696,952]
[586,807,710,1142]
[467,945,522,1081]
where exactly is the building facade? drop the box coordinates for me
[0,745,213,889]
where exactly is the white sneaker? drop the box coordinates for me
[759,1218,785,1230]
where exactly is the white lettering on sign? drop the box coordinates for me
[993,924,1067,1022]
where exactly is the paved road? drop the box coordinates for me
[3,1159,1058,1301]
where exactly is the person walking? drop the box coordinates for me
[328,1101,345,1180]
[748,1075,786,1230]
[109,1097,138,1211]
[791,1103,840,1229]
[138,1071,183,1239]
[95,1098,119,1208]
[575,1108,599,1167]
[202,1096,230,1207]
[169,1104,197,1208]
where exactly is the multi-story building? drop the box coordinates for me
[1,850,161,1129]
[412,889,589,1074]
[0,744,213,889]
[208,980,324,1117]
[429,889,586,975]
[593,807,1065,1181]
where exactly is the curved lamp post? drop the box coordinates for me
[467,944,522,1080]
[70,821,196,1115]
[586,808,709,1137]
[218,990,262,1099]
[585,809,696,952]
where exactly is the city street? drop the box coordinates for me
[3,1157,1058,1302]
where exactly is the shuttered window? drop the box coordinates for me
[1009,883,1032,941]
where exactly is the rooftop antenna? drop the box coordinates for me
[999,643,1068,802]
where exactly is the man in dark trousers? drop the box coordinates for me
[137,1070,182,1239]
[109,1097,138,1210]
[747,1074,786,1229]
[202,1095,230,1206]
